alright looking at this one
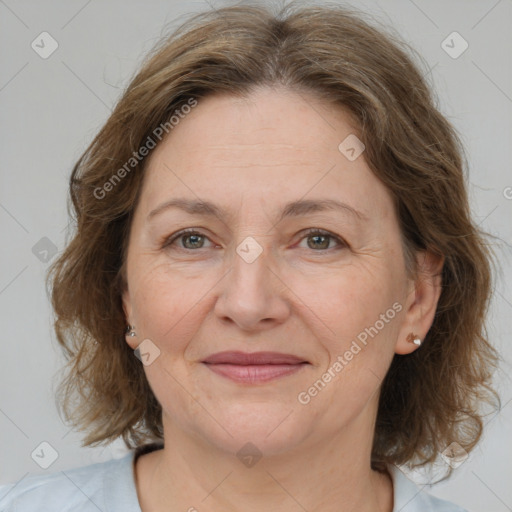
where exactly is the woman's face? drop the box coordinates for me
[122,86,433,457]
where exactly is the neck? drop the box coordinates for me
[135,410,394,512]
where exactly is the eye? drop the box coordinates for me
[297,228,346,251]
[162,228,347,252]
[163,229,215,250]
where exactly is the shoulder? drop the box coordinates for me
[388,465,469,512]
[0,452,140,512]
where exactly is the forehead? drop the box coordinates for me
[138,87,393,221]
[160,87,359,155]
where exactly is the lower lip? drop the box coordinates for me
[203,363,307,383]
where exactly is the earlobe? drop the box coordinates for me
[395,250,444,355]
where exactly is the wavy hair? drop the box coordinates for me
[48,0,500,477]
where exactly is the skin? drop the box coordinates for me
[122,85,443,512]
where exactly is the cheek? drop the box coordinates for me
[296,270,401,423]
[294,260,404,384]
[297,263,399,337]
[128,261,211,349]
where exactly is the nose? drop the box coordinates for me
[213,241,291,332]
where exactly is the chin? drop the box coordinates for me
[186,401,315,458]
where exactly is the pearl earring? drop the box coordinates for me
[126,325,136,337]
[407,332,422,346]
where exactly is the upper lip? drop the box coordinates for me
[202,351,308,365]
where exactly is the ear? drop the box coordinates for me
[395,250,444,355]
[122,287,138,350]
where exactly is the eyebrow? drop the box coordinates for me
[147,198,369,223]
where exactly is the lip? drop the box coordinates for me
[202,351,308,365]
[202,351,309,384]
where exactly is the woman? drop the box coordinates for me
[0,2,499,511]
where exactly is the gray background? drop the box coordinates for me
[1,0,511,510]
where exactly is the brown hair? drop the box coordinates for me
[48,1,500,476]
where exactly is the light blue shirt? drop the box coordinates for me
[0,450,468,511]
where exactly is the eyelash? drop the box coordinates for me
[162,227,347,252]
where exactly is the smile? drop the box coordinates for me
[201,351,310,384]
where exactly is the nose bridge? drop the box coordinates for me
[230,235,274,308]
[228,201,275,285]
[214,233,289,330]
